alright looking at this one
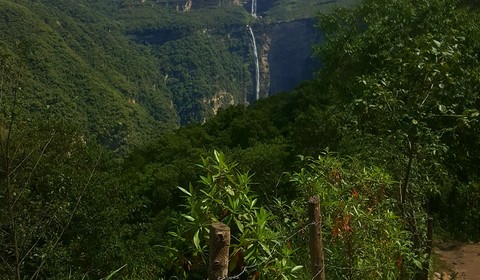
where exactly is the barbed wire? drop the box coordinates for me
[311,267,324,280]
[225,219,401,280]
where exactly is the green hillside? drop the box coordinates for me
[117,2,255,124]
[0,0,181,152]
[0,0,358,147]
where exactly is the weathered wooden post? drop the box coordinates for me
[208,222,230,280]
[309,195,326,280]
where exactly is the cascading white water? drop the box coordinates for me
[247,26,260,100]
[251,0,257,17]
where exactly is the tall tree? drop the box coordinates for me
[316,0,480,209]
[314,0,480,275]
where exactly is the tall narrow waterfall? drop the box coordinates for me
[251,0,257,17]
[247,26,260,100]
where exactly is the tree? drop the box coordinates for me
[316,0,480,182]
[0,92,103,279]
[314,0,480,275]
[0,48,131,279]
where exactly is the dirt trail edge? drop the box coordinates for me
[433,241,480,280]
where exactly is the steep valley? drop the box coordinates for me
[128,0,333,124]
[0,0,354,149]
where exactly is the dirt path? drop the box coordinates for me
[433,241,480,280]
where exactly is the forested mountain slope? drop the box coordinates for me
[1,0,355,146]
[0,0,179,152]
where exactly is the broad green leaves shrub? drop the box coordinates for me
[315,0,480,244]
[291,154,420,279]
[166,150,302,279]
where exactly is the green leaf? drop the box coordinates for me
[291,265,303,273]
[438,104,447,113]
[214,150,223,164]
[193,230,201,251]
[250,198,257,209]
[182,214,195,222]
[234,217,244,233]
[177,186,192,196]
[260,242,271,256]
[413,259,423,269]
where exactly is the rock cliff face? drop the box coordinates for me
[247,18,322,99]
[258,18,323,96]
[259,33,271,98]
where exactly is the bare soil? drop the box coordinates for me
[433,241,480,280]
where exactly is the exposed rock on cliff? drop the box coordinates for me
[259,33,271,98]
[261,18,323,95]
[203,90,235,116]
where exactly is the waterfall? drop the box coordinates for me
[247,26,260,100]
[251,0,257,17]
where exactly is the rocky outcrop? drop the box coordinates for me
[259,33,271,98]
[244,18,322,100]
[203,90,235,116]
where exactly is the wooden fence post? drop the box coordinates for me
[309,195,326,280]
[208,222,230,280]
